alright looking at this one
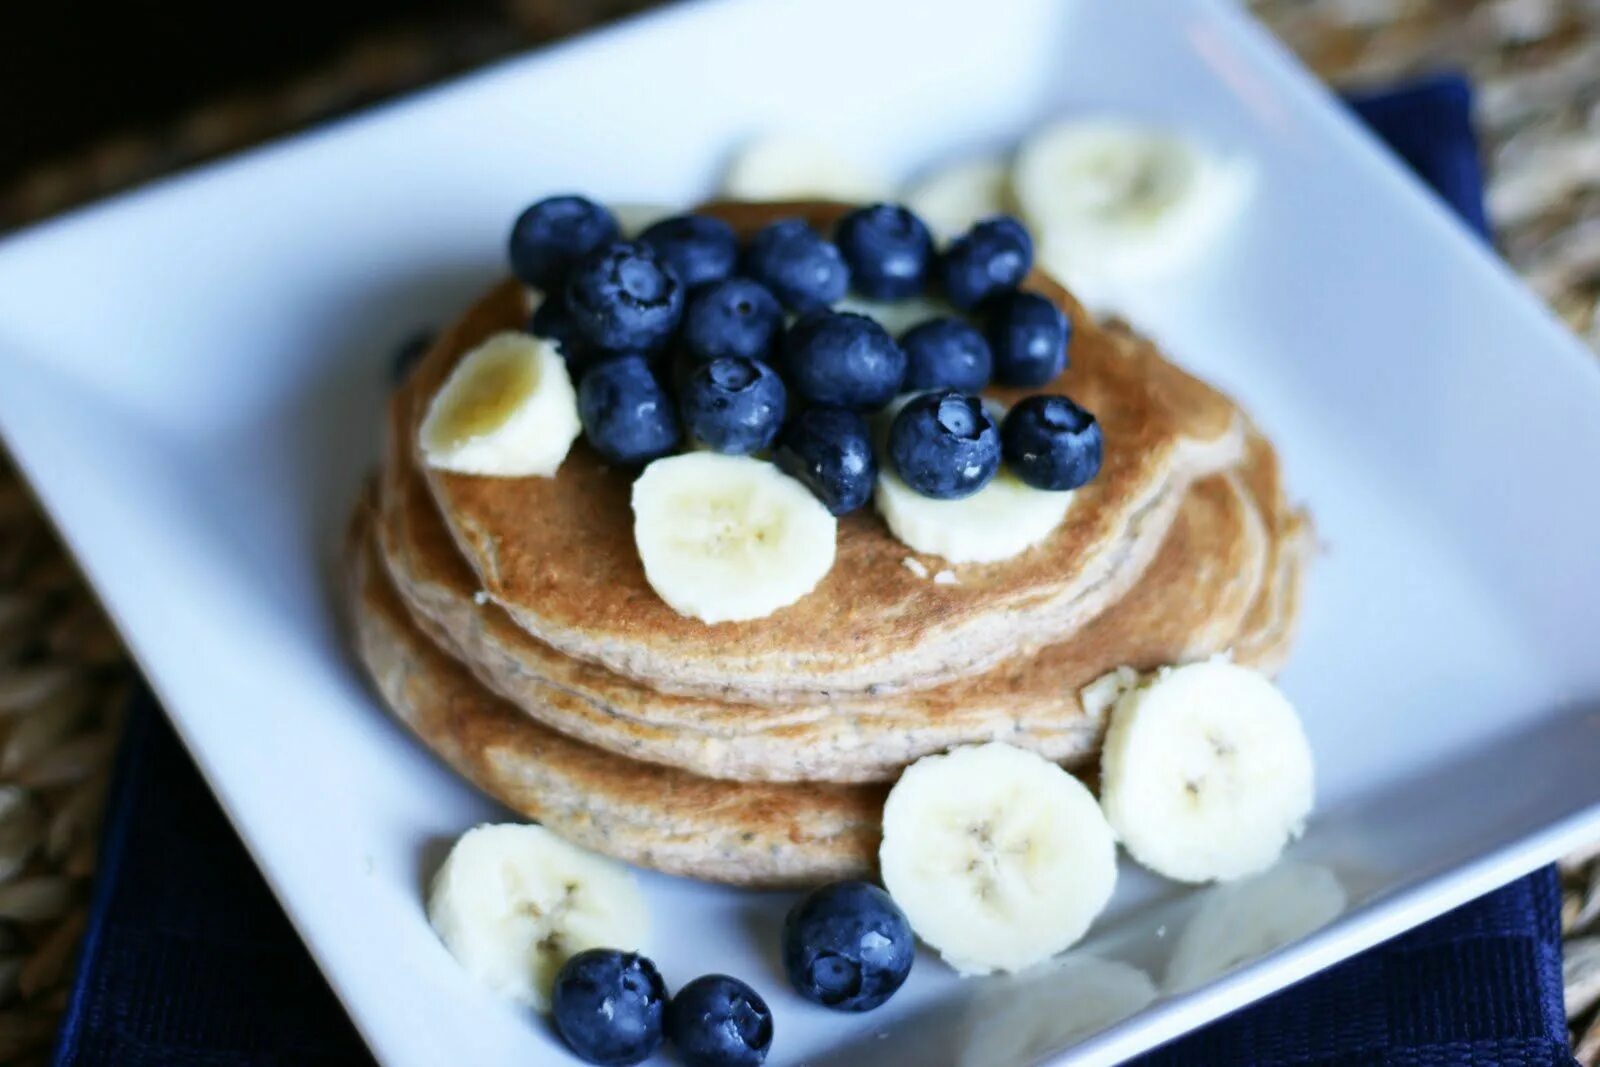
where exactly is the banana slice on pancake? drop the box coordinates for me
[1013,118,1253,303]
[903,156,1011,238]
[722,131,891,203]
[427,823,649,1011]
[875,467,1072,565]
[419,332,580,477]
[631,452,837,624]
[1099,660,1314,883]
[879,743,1117,976]
[870,393,1071,565]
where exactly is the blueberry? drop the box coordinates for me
[577,355,681,464]
[782,881,915,1012]
[680,357,787,454]
[389,326,434,382]
[940,215,1033,310]
[888,391,1000,499]
[780,311,906,410]
[773,407,877,515]
[743,219,849,313]
[550,949,667,1066]
[530,295,607,382]
[682,277,785,363]
[639,214,740,289]
[555,338,616,385]
[1001,394,1104,491]
[899,317,992,392]
[509,195,620,289]
[834,203,934,300]
[532,290,676,383]
[566,242,685,351]
[984,290,1069,386]
[529,292,579,346]
[666,974,773,1067]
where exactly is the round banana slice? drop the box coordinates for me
[631,452,837,624]
[904,156,1011,238]
[1013,118,1253,295]
[875,467,1072,565]
[1164,861,1346,993]
[1099,660,1314,884]
[427,823,649,1011]
[880,742,1118,976]
[419,332,580,477]
[722,131,891,203]
[1033,229,1125,315]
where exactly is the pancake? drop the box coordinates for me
[347,484,1305,886]
[416,200,1249,703]
[346,499,884,887]
[380,374,1291,781]
[1228,431,1314,673]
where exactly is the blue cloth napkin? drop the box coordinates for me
[53,74,1576,1066]
[1346,75,1491,242]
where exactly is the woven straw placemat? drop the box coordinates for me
[0,456,125,1065]
[0,1,1596,1062]
[1255,0,1600,347]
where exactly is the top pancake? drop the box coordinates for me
[417,201,1248,703]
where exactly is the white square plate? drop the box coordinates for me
[4,0,1600,1063]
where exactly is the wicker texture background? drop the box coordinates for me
[0,1,1596,1062]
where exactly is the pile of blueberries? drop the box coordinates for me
[552,880,914,1066]
[512,195,1104,511]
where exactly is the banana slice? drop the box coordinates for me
[872,393,1067,565]
[1164,861,1346,993]
[1013,118,1253,299]
[875,467,1072,565]
[427,823,649,1011]
[1034,230,1126,315]
[1099,660,1314,883]
[419,332,581,477]
[835,294,952,338]
[879,743,1118,976]
[904,157,1011,238]
[631,452,837,623]
[958,955,1156,1066]
[722,132,891,203]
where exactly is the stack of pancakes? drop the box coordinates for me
[346,201,1310,888]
